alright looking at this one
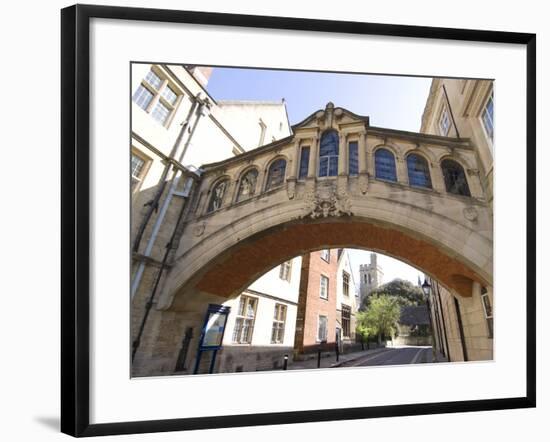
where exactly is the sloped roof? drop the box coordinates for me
[399,305,430,326]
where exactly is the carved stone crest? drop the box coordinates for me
[463,207,478,222]
[193,222,206,237]
[302,182,352,219]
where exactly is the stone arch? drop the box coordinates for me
[162,194,492,311]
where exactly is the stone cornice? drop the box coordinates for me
[368,126,473,150]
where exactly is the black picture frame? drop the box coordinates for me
[61,4,536,437]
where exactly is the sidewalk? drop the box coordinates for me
[287,346,391,370]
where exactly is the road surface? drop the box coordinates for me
[338,346,433,367]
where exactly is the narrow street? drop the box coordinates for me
[337,346,434,367]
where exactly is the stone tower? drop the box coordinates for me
[359,253,384,306]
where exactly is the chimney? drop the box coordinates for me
[187,66,213,87]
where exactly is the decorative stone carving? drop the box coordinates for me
[302,181,352,218]
[287,179,296,200]
[213,168,227,178]
[358,172,369,195]
[193,222,206,236]
[463,207,478,222]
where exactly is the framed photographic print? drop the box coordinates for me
[61,4,536,437]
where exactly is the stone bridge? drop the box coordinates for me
[158,103,493,313]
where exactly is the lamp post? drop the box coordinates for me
[422,278,438,363]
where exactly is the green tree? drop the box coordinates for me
[355,311,374,342]
[357,294,401,344]
[361,278,424,310]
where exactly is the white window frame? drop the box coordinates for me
[131,148,151,195]
[342,271,350,296]
[320,275,329,300]
[232,295,258,344]
[271,303,287,344]
[279,260,292,282]
[320,249,330,262]
[132,67,183,128]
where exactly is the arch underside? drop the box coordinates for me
[167,216,492,311]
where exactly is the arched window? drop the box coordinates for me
[207,179,228,212]
[319,130,339,177]
[265,159,286,190]
[407,154,432,188]
[375,148,397,182]
[236,169,258,202]
[441,159,471,196]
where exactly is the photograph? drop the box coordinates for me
[130,64,494,377]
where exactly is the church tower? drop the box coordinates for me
[359,253,384,306]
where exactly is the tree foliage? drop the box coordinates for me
[356,294,401,342]
[361,278,424,310]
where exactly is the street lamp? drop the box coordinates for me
[422,278,438,363]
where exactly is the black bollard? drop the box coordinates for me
[317,348,322,368]
[283,354,288,370]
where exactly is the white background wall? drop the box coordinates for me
[0,1,547,442]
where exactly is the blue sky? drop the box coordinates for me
[207,67,431,131]
[206,67,429,286]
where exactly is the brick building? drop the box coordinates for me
[294,249,358,357]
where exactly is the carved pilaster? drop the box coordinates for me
[358,130,367,174]
[308,135,319,178]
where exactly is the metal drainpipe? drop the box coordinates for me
[132,176,200,361]
[132,96,200,254]
[130,100,208,298]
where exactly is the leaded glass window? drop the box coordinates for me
[161,85,178,105]
[441,159,470,196]
[319,130,339,177]
[375,148,397,182]
[151,101,171,125]
[320,275,329,299]
[271,304,287,344]
[407,154,432,188]
[131,153,146,192]
[265,159,286,190]
[348,141,359,176]
[207,180,228,213]
[133,68,182,128]
[236,169,258,202]
[132,85,154,110]
[232,296,257,344]
[298,146,310,180]
[279,260,292,281]
[439,108,451,136]
[145,70,163,89]
[342,305,351,338]
[482,91,494,142]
